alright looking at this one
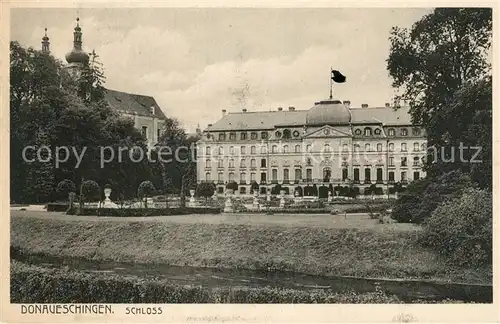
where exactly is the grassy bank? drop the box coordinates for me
[11,214,491,284]
[11,261,467,303]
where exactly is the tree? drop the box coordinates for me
[387,9,492,178]
[56,179,76,201]
[197,182,216,203]
[138,181,155,208]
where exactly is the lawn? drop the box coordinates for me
[10,211,491,284]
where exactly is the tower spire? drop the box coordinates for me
[73,17,83,50]
[41,27,50,54]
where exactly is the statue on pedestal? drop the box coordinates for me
[223,189,234,213]
[279,190,285,209]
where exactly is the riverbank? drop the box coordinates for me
[12,261,472,303]
[11,211,492,284]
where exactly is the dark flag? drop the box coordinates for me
[331,70,346,83]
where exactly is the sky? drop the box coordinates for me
[11,8,433,132]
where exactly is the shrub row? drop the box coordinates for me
[46,203,69,212]
[67,207,221,217]
[10,262,403,304]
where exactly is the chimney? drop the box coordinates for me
[361,104,368,108]
[150,106,155,115]
[222,109,227,117]
[288,106,295,111]
[278,107,283,111]
[343,100,351,108]
[385,103,390,108]
[207,123,212,127]
[242,108,247,112]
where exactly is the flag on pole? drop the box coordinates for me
[331,70,346,83]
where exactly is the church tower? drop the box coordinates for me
[41,28,50,54]
[65,17,89,78]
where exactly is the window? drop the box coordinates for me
[141,126,148,139]
[377,143,382,152]
[272,169,278,181]
[241,146,246,155]
[283,129,291,139]
[206,172,211,181]
[389,156,394,166]
[240,132,247,140]
[261,159,267,168]
[295,145,301,153]
[250,132,257,140]
[365,168,371,182]
[206,146,211,155]
[229,146,234,155]
[218,172,223,182]
[401,128,408,136]
[342,144,349,151]
[272,145,278,153]
[354,168,360,182]
[295,169,302,181]
[229,159,234,168]
[342,168,348,181]
[218,159,224,168]
[324,144,331,153]
[283,145,289,153]
[250,173,256,181]
[229,172,235,182]
[374,128,381,135]
[421,143,426,151]
[364,127,372,136]
[323,167,331,181]
[376,168,383,182]
[240,172,246,182]
[283,169,289,181]
[413,157,419,166]
[355,129,362,135]
[275,131,282,138]
[218,146,223,155]
[205,159,211,168]
[365,143,371,152]
[388,128,395,136]
[157,129,161,141]
[240,159,246,167]
[389,171,395,182]
[413,171,420,181]
[260,146,267,154]
[261,132,268,139]
[401,157,407,167]
[354,144,360,152]
[401,143,407,152]
[260,172,267,182]
[306,169,313,181]
[240,187,246,194]
[251,146,256,154]
[412,128,421,136]
[251,159,256,168]
[219,133,226,141]
[388,143,394,152]
[413,142,420,151]
[306,158,312,165]
[306,144,312,152]
[401,171,407,182]
[229,132,236,140]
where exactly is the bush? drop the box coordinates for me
[225,181,238,191]
[66,207,221,217]
[392,170,474,224]
[197,182,216,200]
[56,179,76,200]
[46,203,69,212]
[138,181,155,208]
[420,188,492,266]
[80,180,100,202]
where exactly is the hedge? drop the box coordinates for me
[46,203,69,212]
[10,261,403,303]
[67,207,221,217]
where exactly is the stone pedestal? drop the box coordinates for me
[293,191,302,204]
[223,189,234,213]
[279,190,285,208]
[188,189,197,207]
[252,190,260,209]
[102,188,118,208]
[327,191,333,203]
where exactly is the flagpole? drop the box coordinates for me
[329,67,333,99]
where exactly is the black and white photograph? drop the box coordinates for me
[2,2,497,322]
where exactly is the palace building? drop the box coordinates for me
[41,19,166,148]
[196,98,427,197]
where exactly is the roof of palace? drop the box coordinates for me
[207,102,414,131]
[104,89,166,119]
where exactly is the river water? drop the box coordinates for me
[13,253,492,303]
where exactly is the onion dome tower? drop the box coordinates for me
[41,28,50,54]
[65,17,89,78]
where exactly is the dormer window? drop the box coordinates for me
[364,127,372,136]
[150,106,155,115]
[141,126,148,139]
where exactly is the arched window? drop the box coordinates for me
[401,128,408,136]
[272,169,278,181]
[260,146,267,154]
[251,146,256,154]
[240,172,246,182]
[354,144,360,152]
[283,145,289,153]
[306,144,312,152]
[283,169,289,181]
[295,145,301,153]
[401,143,407,152]
[218,146,223,155]
[272,145,278,153]
[206,146,211,155]
[388,128,395,136]
[413,156,420,166]
[295,169,302,181]
[324,144,331,153]
[342,144,349,151]
[218,159,223,168]
[250,159,256,168]
[364,127,372,136]
[219,133,226,141]
[205,159,211,168]
[240,132,247,140]
[229,146,234,155]
[229,172,235,182]
[388,143,394,152]
[377,143,382,152]
[413,142,420,151]
[240,159,246,167]
[206,172,211,181]
[229,132,236,140]
[240,146,246,155]
[261,159,267,168]
[365,143,371,152]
